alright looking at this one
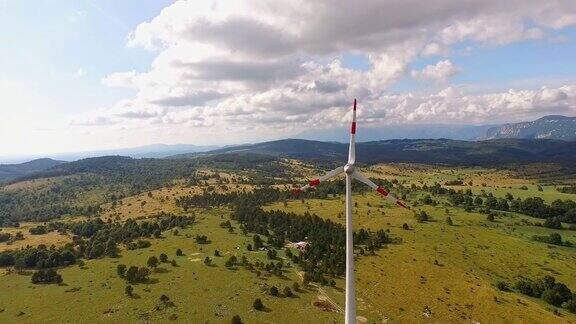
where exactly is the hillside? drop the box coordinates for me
[1,162,575,323]
[173,138,576,166]
[0,158,64,183]
[482,115,576,141]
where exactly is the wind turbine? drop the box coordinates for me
[293,99,408,324]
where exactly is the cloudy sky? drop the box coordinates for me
[1,0,576,156]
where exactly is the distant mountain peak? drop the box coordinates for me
[481,115,576,141]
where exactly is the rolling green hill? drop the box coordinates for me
[172,138,576,166]
[0,158,64,183]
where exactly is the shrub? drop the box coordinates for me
[496,281,510,291]
[31,269,62,284]
[147,256,159,269]
[283,286,293,297]
[270,286,279,296]
[159,253,168,263]
[253,298,264,311]
[267,249,277,259]
[542,289,564,306]
[416,211,429,222]
[565,299,576,313]
[515,279,534,296]
[231,315,242,324]
[29,226,47,235]
[543,217,562,229]
[225,255,237,267]
[117,264,127,277]
[125,285,133,296]
[176,248,183,256]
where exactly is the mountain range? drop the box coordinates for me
[0,143,219,164]
[481,115,576,141]
[297,115,576,142]
[2,115,576,183]
[174,138,576,166]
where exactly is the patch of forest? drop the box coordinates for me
[0,213,194,284]
[176,186,398,285]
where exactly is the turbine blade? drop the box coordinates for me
[293,166,344,194]
[352,171,408,209]
[348,99,357,164]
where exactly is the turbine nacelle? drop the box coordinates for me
[344,163,355,174]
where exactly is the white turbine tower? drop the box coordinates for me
[293,99,408,324]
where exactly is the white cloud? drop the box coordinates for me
[76,0,576,144]
[411,60,461,82]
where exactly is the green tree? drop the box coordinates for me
[474,196,484,206]
[117,264,127,278]
[176,248,183,256]
[417,211,429,222]
[136,267,150,283]
[543,217,562,229]
[159,253,168,263]
[253,298,264,311]
[147,256,159,269]
[541,289,564,306]
[126,266,139,283]
[225,255,237,267]
[566,299,576,314]
[267,249,277,259]
[231,315,242,324]
[270,286,279,296]
[160,294,170,304]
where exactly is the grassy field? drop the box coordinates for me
[264,164,576,323]
[0,209,341,323]
[1,163,575,323]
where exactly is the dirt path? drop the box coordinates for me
[295,270,343,313]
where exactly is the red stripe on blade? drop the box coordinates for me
[309,179,320,187]
[351,122,356,134]
[396,201,408,209]
[376,186,389,196]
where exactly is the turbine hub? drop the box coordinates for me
[344,163,354,174]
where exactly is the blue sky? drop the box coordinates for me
[1,0,576,157]
[0,0,170,116]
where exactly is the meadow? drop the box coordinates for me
[0,163,575,323]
